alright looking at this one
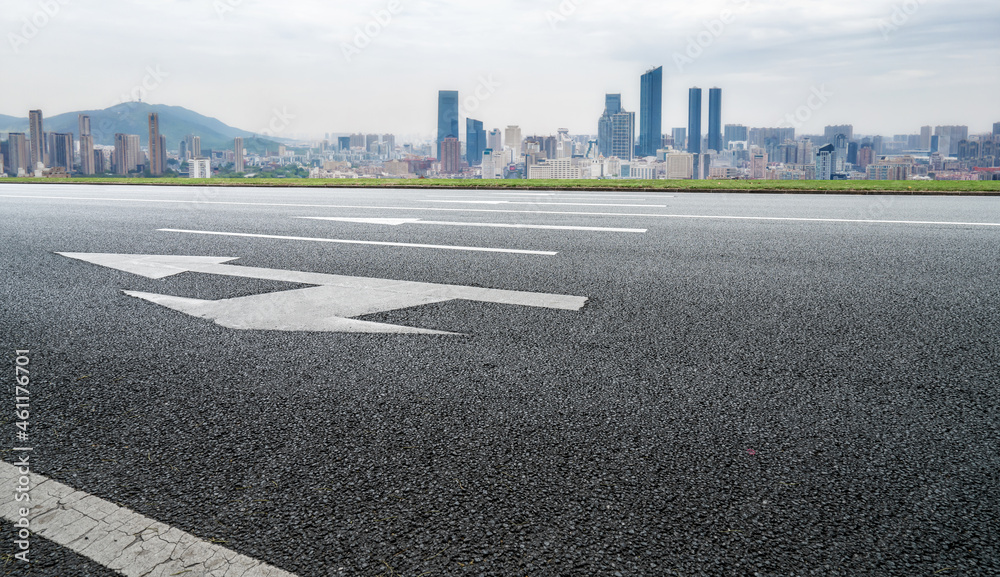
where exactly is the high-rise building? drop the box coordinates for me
[148,113,164,175]
[366,134,379,151]
[993,122,1000,138]
[6,133,30,176]
[505,126,522,159]
[337,136,351,151]
[382,134,396,152]
[440,136,461,174]
[234,137,245,172]
[672,128,687,151]
[639,66,663,158]
[610,110,635,161]
[189,158,211,179]
[78,115,95,175]
[466,118,485,166]
[437,90,459,160]
[598,93,622,157]
[687,88,702,154]
[935,125,969,156]
[750,150,767,179]
[815,144,835,180]
[179,140,188,162]
[823,125,854,144]
[920,126,932,150]
[51,133,74,171]
[29,110,44,170]
[708,88,722,152]
[487,129,502,152]
[114,133,142,175]
[723,124,748,150]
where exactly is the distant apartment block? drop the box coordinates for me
[440,137,461,174]
[189,158,212,178]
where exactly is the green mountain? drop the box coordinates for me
[0,103,284,152]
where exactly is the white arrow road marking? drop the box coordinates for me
[0,461,298,576]
[297,217,647,233]
[157,229,558,256]
[426,200,668,207]
[57,253,588,334]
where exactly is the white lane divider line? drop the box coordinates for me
[157,229,558,255]
[0,461,297,577]
[425,200,668,208]
[4,195,1000,227]
[297,216,647,233]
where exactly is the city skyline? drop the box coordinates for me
[2,0,997,138]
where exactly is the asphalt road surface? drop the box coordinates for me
[1,184,998,577]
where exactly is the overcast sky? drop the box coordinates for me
[4,0,998,141]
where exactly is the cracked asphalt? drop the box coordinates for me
[1,184,999,576]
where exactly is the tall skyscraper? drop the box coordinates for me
[611,110,635,161]
[708,88,722,152]
[148,113,164,175]
[29,110,44,170]
[505,126,522,159]
[920,126,932,150]
[51,133,74,171]
[466,118,485,166]
[487,129,502,152]
[687,88,702,154]
[437,90,459,160]
[993,122,1000,138]
[78,114,95,175]
[234,137,245,172]
[6,133,30,176]
[440,137,461,174]
[597,94,634,158]
[639,66,663,158]
[114,133,142,175]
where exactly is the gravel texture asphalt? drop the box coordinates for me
[1,184,999,576]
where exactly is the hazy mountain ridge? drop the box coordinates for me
[0,103,283,152]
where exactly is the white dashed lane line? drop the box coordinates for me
[296,216,647,233]
[0,461,297,577]
[157,228,560,255]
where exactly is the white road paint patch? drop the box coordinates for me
[5,195,1000,226]
[426,200,668,208]
[0,460,298,577]
[297,216,647,233]
[157,228,558,255]
[57,253,588,334]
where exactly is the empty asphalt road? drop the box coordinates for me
[1,184,998,576]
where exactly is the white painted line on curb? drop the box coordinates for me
[157,229,559,255]
[0,461,297,577]
[297,216,647,233]
[4,195,1000,226]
